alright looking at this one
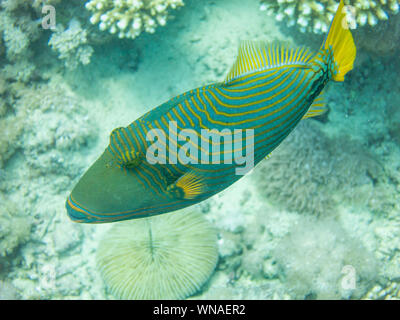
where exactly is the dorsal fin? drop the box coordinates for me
[225,40,315,83]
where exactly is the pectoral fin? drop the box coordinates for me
[167,170,206,200]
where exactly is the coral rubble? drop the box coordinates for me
[274,217,378,299]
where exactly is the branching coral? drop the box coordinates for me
[85,0,184,39]
[97,210,218,300]
[0,0,41,62]
[0,0,44,91]
[0,1,96,73]
[49,19,94,69]
[259,0,400,33]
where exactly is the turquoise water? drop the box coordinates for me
[0,0,399,300]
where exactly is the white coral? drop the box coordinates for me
[260,0,400,33]
[48,19,94,69]
[85,0,184,39]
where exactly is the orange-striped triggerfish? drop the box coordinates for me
[67,0,356,223]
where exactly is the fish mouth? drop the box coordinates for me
[65,149,163,223]
[66,195,102,223]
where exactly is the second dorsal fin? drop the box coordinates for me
[225,40,315,83]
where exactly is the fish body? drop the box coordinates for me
[67,0,356,223]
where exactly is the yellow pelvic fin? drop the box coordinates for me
[302,92,328,119]
[167,170,205,200]
[323,0,356,82]
[225,40,315,83]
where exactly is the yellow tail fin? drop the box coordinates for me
[323,0,356,82]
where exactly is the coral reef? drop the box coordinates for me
[0,0,40,62]
[259,0,400,33]
[18,79,97,177]
[85,0,184,39]
[0,1,98,73]
[49,19,94,69]
[0,73,97,298]
[0,0,398,301]
[97,210,218,299]
[274,217,378,299]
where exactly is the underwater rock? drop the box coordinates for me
[85,0,184,39]
[0,197,32,258]
[52,222,83,255]
[260,0,400,33]
[96,209,218,299]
